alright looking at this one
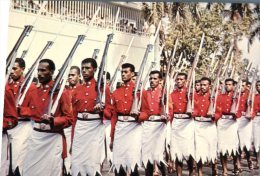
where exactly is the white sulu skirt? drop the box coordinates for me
[23,129,63,176]
[217,116,239,155]
[253,116,260,153]
[194,121,217,163]
[112,120,142,173]
[141,120,166,167]
[237,116,253,151]
[170,118,195,161]
[71,118,105,176]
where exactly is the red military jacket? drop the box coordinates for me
[139,85,165,121]
[20,80,73,131]
[169,86,188,121]
[110,80,135,141]
[3,85,18,131]
[216,91,241,119]
[6,76,24,100]
[72,78,99,114]
[236,89,249,118]
[192,91,222,121]
[252,93,260,118]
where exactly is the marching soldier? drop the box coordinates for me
[216,78,241,175]
[237,80,253,170]
[64,65,82,175]
[7,58,36,174]
[252,80,260,166]
[169,72,195,176]
[110,63,142,176]
[139,70,168,176]
[19,59,73,176]
[71,58,105,176]
[193,77,219,176]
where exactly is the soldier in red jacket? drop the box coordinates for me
[6,58,36,175]
[71,58,105,176]
[236,80,253,170]
[168,72,195,176]
[64,65,82,176]
[139,70,168,176]
[216,78,241,175]
[252,80,260,166]
[20,59,73,176]
[193,77,220,176]
[110,63,141,176]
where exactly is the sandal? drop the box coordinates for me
[248,160,254,170]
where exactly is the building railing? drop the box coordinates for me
[11,0,150,36]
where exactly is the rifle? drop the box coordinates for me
[20,50,28,59]
[109,36,135,93]
[160,39,179,117]
[186,32,205,113]
[47,35,85,116]
[207,63,224,116]
[92,49,100,60]
[245,66,259,118]
[17,41,54,107]
[96,34,114,108]
[137,61,157,110]
[130,21,162,115]
[230,80,242,115]
[6,25,33,84]
[95,7,120,108]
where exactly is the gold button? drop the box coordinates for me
[84,101,87,104]
[86,93,88,96]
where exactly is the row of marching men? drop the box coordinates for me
[2,57,260,176]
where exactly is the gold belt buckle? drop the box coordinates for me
[82,113,88,119]
[150,116,154,120]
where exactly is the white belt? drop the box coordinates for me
[118,116,136,122]
[174,114,190,119]
[77,112,101,120]
[257,112,260,116]
[148,115,162,121]
[33,123,51,130]
[221,115,234,120]
[194,116,212,122]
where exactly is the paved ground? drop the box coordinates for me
[101,156,259,176]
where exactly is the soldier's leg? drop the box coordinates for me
[130,165,139,176]
[220,152,228,174]
[158,161,166,176]
[175,158,183,176]
[233,151,242,175]
[197,160,203,176]
[187,156,195,176]
[145,161,153,176]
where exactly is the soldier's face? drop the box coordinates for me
[68,68,80,87]
[176,75,186,88]
[149,73,160,88]
[10,62,24,81]
[256,82,260,93]
[195,82,201,92]
[225,81,234,92]
[241,82,247,93]
[37,62,53,85]
[81,63,96,81]
[121,68,133,83]
[200,80,210,93]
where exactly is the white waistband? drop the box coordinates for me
[77,112,101,119]
[194,116,212,122]
[174,114,190,118]
[148,115,161,121]
[33,123,51,130]
[256,112,260,116]
[118,116,136,121]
